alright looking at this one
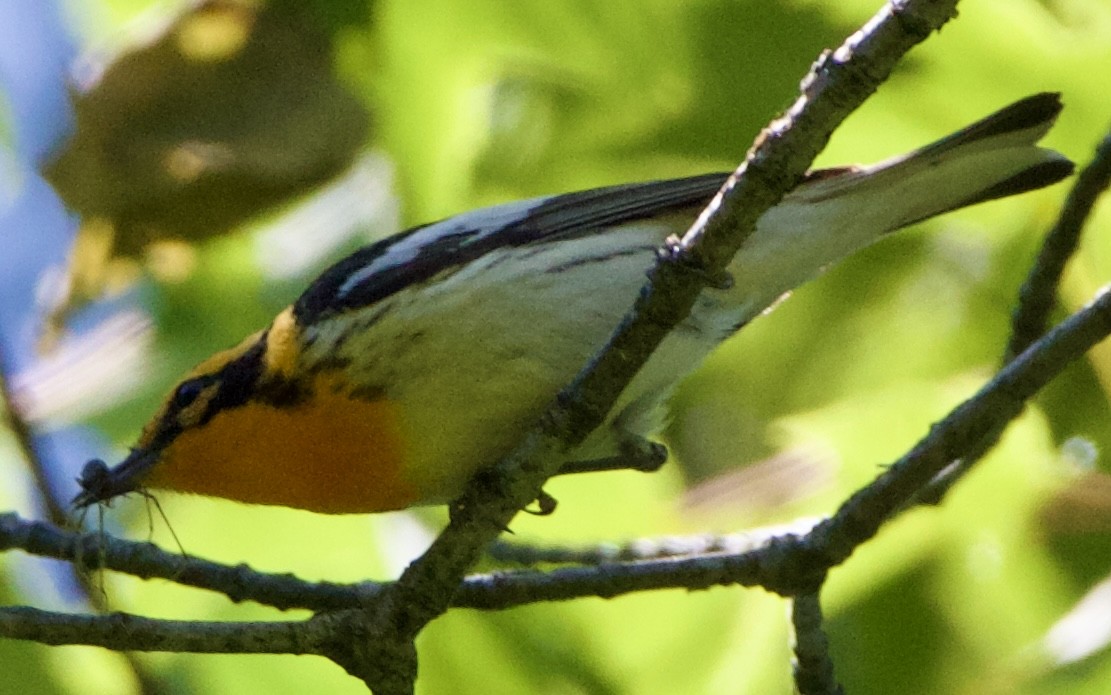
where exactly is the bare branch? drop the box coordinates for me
[801,285,1111,576]
[0,605,329,655]
[0,512,372,612]
[1,342,172,694]
[792,593,843,695]
[485,522,817,567]
[0,342,68,526]
[910,124,1111,506]
[358,5,967,690]
[1008,129,1111,360]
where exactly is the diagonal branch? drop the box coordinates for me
[1007,129,1111,361]
[0,342,69,527]
[913,119,1111,506]
[1,339,172,695]
[356,2,964,690]
[799,285,1111,577]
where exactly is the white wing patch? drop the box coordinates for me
[334,197,554,302]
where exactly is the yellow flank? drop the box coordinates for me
[145,371,415,513]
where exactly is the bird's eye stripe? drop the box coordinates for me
[173,378,213,410]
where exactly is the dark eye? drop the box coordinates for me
[172,378,209,410]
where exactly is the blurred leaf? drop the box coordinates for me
[272,0,374,35]
[39,0,370,344]
[47,0,369,247]
[372,0,848,220]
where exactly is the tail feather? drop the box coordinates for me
[847,91,1074,226]
[904,92,1065,156]
[725,94,1073,316]
[922,157,1075,225]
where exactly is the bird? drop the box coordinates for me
[73,93,1073,515]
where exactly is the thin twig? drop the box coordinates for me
[915,121,1111,505]
[0,342,173,694]
[792,593,843,695]
[0,512,372,612]
[0,605,331,655]
[1008,129,1111,361]
[486,520,820,566]
[354,3,964,692]
[800,285,1111,578]
[0,341,68,527]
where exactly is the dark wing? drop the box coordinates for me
[294,172,728,323]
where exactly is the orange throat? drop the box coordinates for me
[146,376,416,514]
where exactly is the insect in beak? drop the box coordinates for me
[72,449,159,508]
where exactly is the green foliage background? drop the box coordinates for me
[4,0,1111,693]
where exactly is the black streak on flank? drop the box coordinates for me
[543,246,657,275]
[292,173,731,326]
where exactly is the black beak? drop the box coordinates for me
[72,448,159,508]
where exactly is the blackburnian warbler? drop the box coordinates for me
[73,94,1072,515]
